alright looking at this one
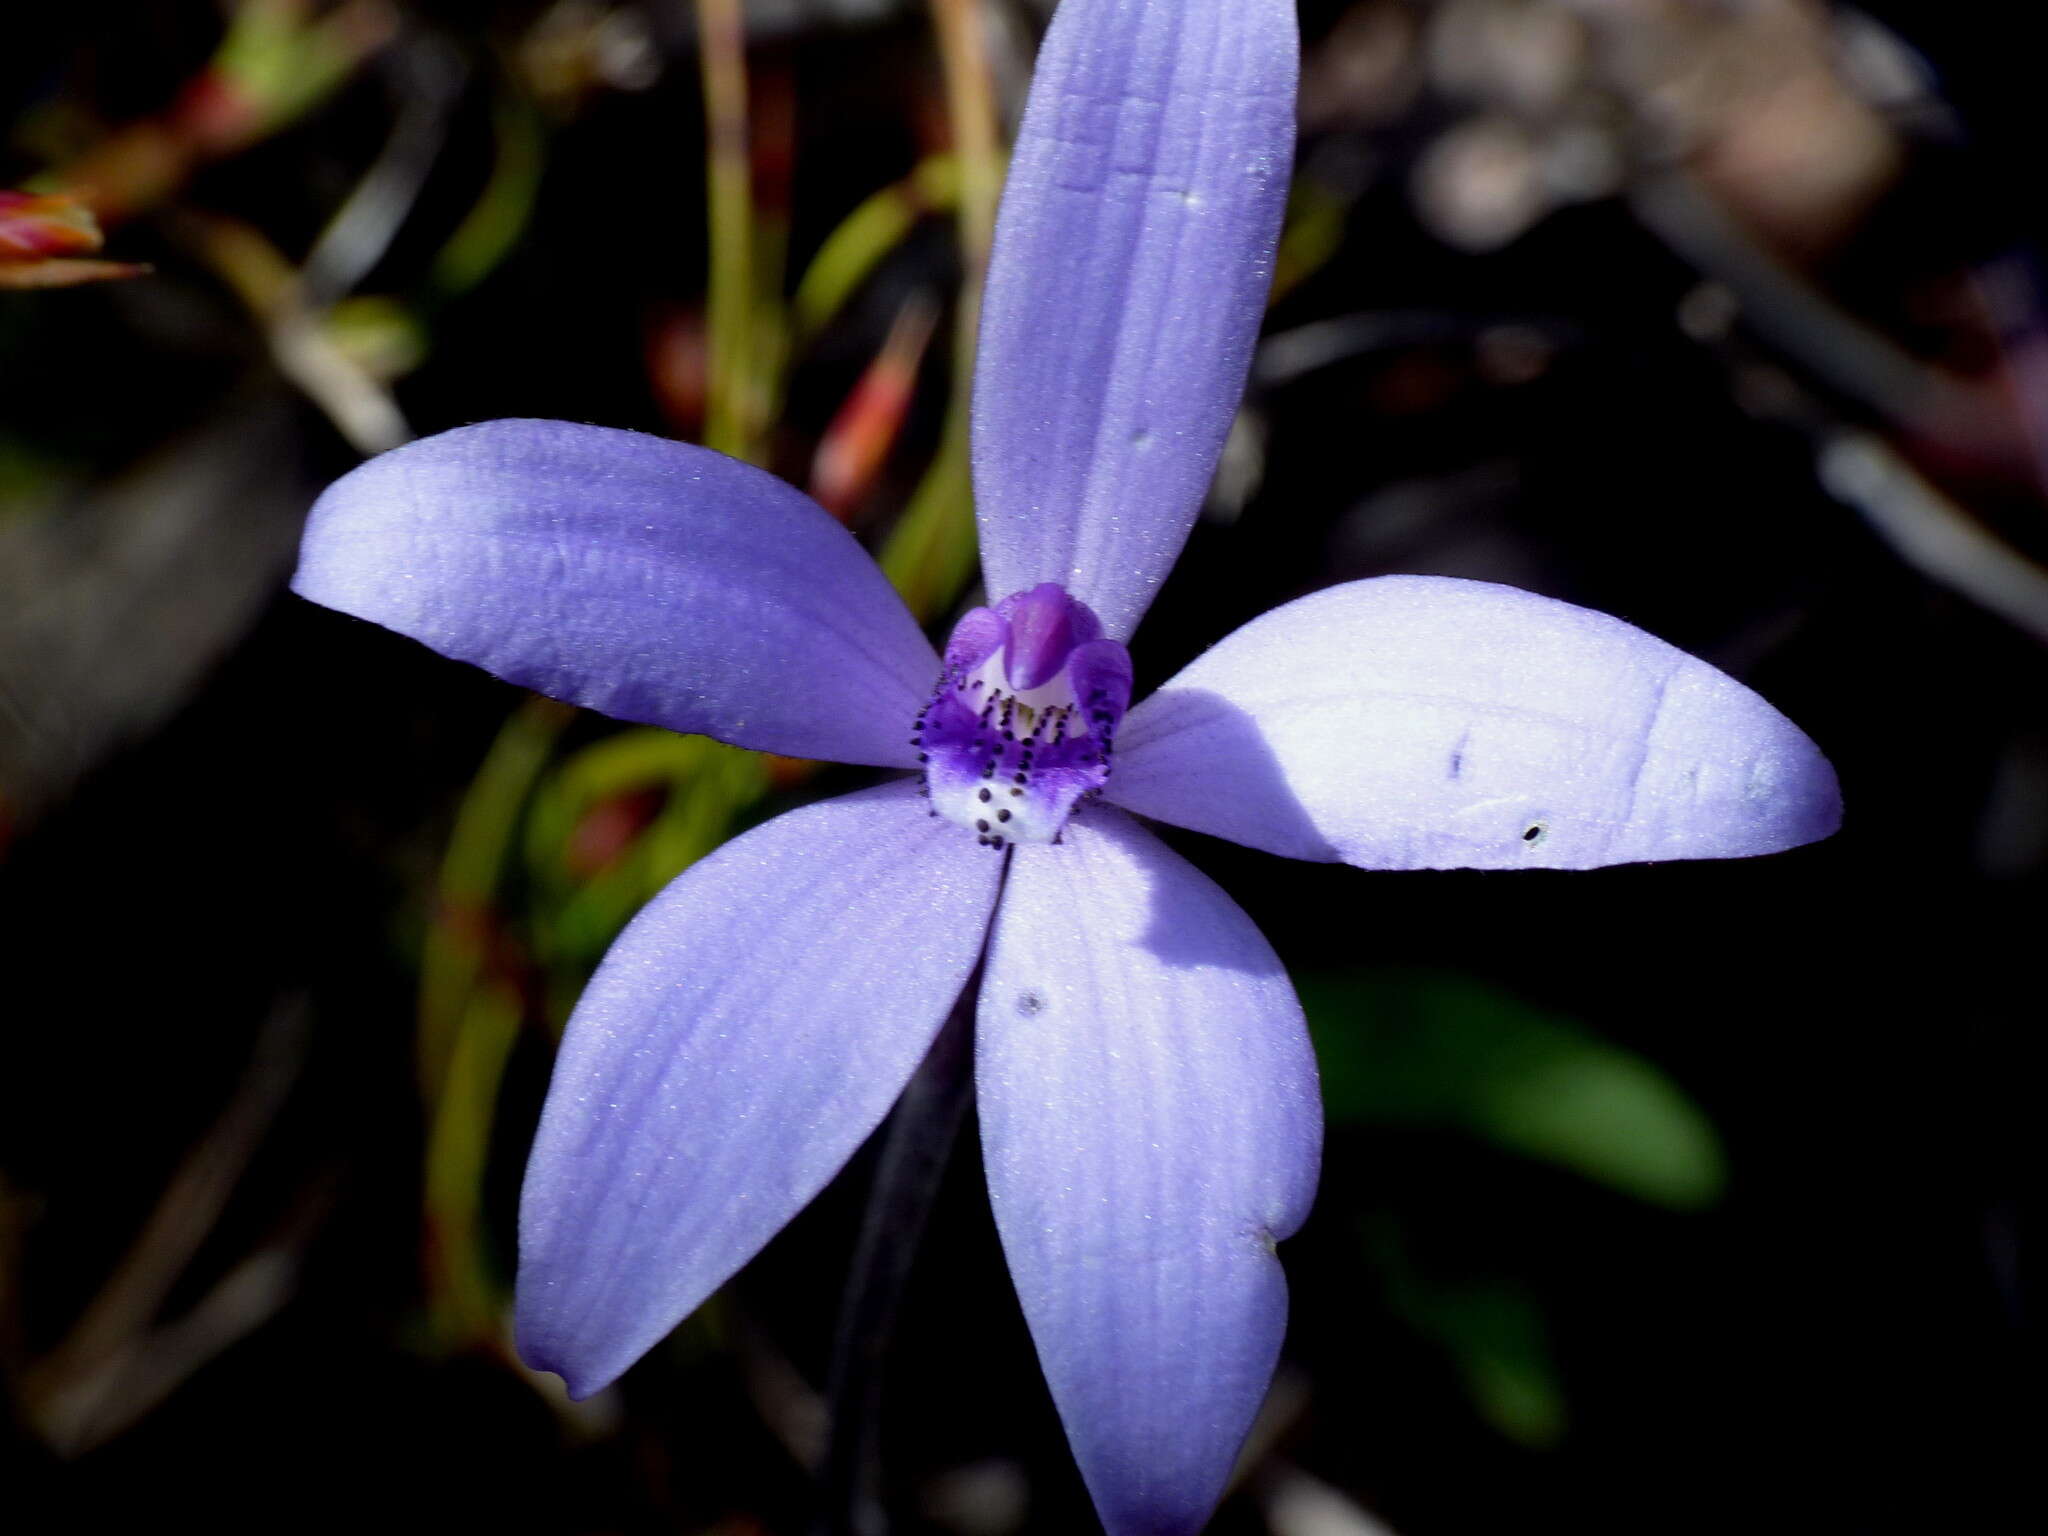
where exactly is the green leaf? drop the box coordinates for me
[1431,1279,1568,1448]
[1358,1215,1568,1448]
[1300,969,1726,1209]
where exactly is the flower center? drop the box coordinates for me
[914,583,1134,847]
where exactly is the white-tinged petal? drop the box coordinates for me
[977,807,1320,1536]
[1109,576,1842,869]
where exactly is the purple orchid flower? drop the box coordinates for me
[294,0,1840,1530]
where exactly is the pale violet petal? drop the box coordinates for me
[977,807,1320,1536]
[295,420,937,767]
[971,0,1298,640]
[1107,576,1843,870]
[515,781,1002,1396]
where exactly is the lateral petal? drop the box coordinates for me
[1108,576,1842,869]
[971,0,1298,641]
[977,807,1320,1536]
[515,781,1002,1397]
[295,420,937,767]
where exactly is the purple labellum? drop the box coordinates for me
[919,583,1134,847]
[998,581,1102,689]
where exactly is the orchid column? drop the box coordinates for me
[294,1,1840,1532]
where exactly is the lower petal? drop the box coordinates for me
[976,808,1321,1536]
[515,780,1003,1397]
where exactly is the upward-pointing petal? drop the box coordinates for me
[516,781,1002,1397]
[977,808,1320,1536]
[1109,576,1842,870]
[295,420,938,767]
[971,0,1297,641]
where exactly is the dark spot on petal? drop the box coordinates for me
[978,788,991,803]
[1522,821,1548,845]
[996,809,1011,822]
[1016,991,1045,1017]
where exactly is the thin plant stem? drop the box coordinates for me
[876,0,1006,616]
[929,0,1001,273]
[698,0,756,462]
[814,980,980,1536]
[1630,168,2029,480]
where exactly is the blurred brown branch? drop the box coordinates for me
[17,1000,319,1456]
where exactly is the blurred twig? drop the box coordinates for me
[875,0,1005,618]
[175,210,412,454]
[1817,431,2048,644]
[302,35,467,307]
[424,983,527,1350]
[416,697,573,1352]
[44,0,399,225]
[0,255,151,289]
[1681,289,2048,645]
[810,290,941,518]
[415,700,573,1359]
[164,26,467,454]
[1260,1462,1403,1536]
[791,155,963,347]
[70,1192,333,1447]
[1632,167,2032,483]
[418,697,575,1101]
[699,0,760,462]
[928,0,1000,276]
[20,999,314,1454]
[0,190,149,288]
[429,88,547,301]
[1254,310,1577,392]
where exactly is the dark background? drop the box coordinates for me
[1,3,2035,1532]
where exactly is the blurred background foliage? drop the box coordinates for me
[0,2,2036,1533]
